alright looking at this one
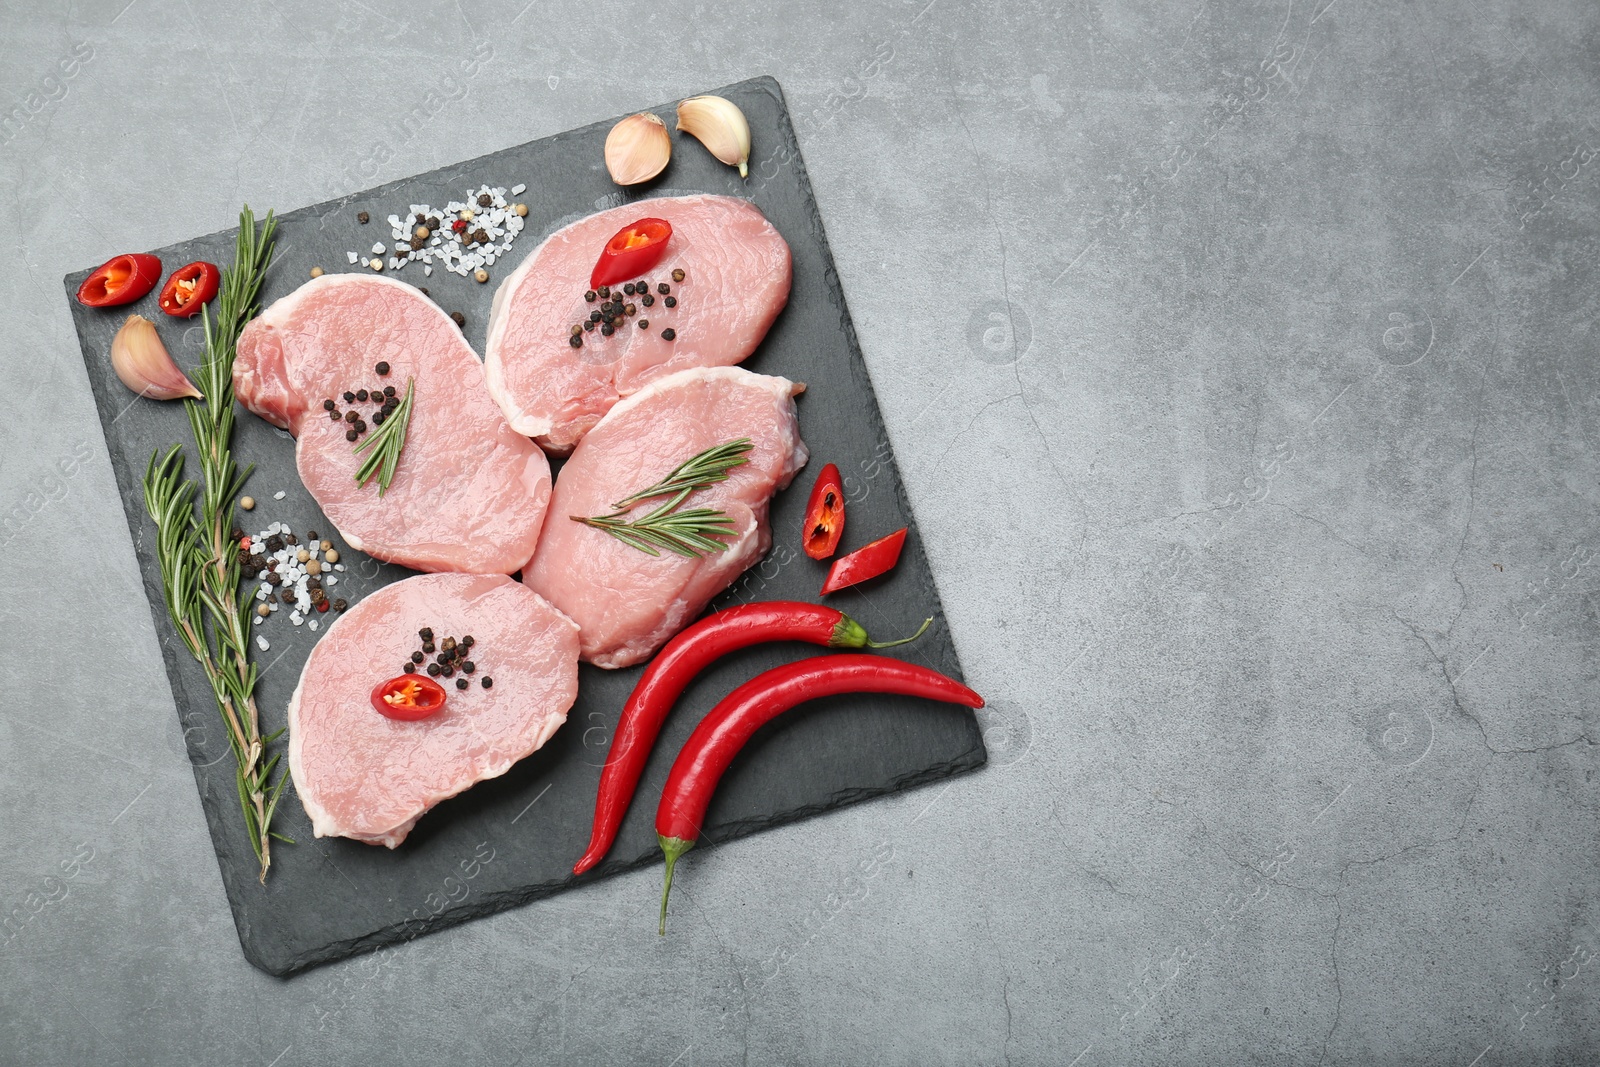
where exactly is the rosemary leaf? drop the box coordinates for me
[353,376,415,496]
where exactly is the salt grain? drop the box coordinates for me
[273,490,286,500]
[256,635,270,651]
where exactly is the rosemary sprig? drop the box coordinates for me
[609,438,752,510]
[575,488,740,558]
[352,376,415,495]
[142,206,289,885]
[575,440,752,558]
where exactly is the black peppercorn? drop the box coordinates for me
[600,301,613,315]
[357,211,370,224]
[657,282,670,295]
[641,293,654,307]
[442,666,455,678]
[585,290,597,302]
[330,409,342,421]
[383,385,396,397]
[601,322,614,336]
[583,320,596,332]
[625,303,636,316]
[590,310,602,323]
[423,644,435,655]
[410,650,424,663]
[343,391,356,403]
[356,389,368,402]
[638,319,649,329]
[426,663,441,676]
[672,268,685,282]
[345,428,359,442]
[623,282,636,296]
[481,677,493,689]
[376,361,390,376]
[419,627,433,640]
[663,296,677,308]
[634,279,646,292]
[478,193,492,207]
[333,598,348,612]
[661,328,676,341]
[345,410,358,423]
[372,412,385,426]
[456,677,469,690]
[570,334,583,348]
[462,661,475,673]
[323,398,336,411]
[403,662,415,674]
[461,635,473,646]
[280,590,295,605]
[451,311,465,327]
[598,286,610,299]
[307,530,318,541]
[354,420,367,434]
[285,533,298,545]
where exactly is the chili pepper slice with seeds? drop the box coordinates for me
[820,527,907,595]
[370,674,448,721]
[572,602,931,877]
[76,253,163,308]
[801,463,845,560]
[654,654,983,933]
[157,261,221,317]
[590,218,672,290]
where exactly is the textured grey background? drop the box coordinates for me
[1,0,1596,1063]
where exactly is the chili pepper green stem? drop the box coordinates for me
[658,834,695,936]
[829,614,933,649]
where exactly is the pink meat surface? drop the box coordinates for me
[522,367,807,668]
[288,572,580,847]
[484,195,791,453]
[236,274,551,574]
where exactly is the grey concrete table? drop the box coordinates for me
[2,0,1596,1063]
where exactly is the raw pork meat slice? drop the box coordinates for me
[484,195,791,453]
[522,367,807,668]
[236,274,551,574]
[289,572,580,848]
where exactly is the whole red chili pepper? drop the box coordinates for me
[801,463,845,560]
[76,253,163,308]
[821,527,907,595]
[572,602,930,876]
[654,654,982,934]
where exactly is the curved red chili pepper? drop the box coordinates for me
[573,602,930,876]
[590,217,672,290]
[76,253,163,308]
[801,463,845,560]
[654,654,982,933]
[158,260,221,317]
[821,527,907,595]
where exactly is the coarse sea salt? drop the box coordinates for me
[274,490,286,500]
[256,635,270,651]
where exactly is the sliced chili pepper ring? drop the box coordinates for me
[590,218,673,290]
[158,260,222,317]
[370,674,449,721]
[801,462,845,560]
[76,253,163,308]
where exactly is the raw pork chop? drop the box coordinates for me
[522,367,807,668]
[236,274,551,574]
[289,572,580,847]
[484,195,791,453]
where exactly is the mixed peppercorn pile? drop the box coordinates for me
[570,268,686,349]
[400,627,493,691]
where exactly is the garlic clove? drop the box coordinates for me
[605,112,672,186]
[110,314,201,401]
[676,95,751,178]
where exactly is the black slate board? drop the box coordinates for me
[65,76,984,977]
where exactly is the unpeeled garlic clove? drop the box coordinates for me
[111,314,201,401]
[676,95,751,178]
[605,112,672,186]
